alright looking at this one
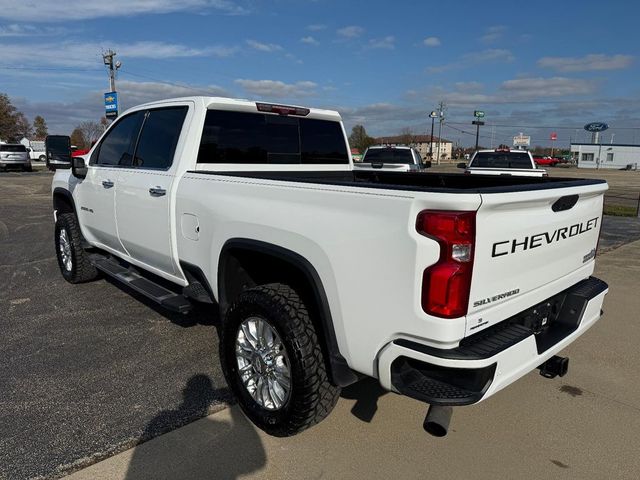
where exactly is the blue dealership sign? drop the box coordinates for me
[584,122,608,133]
[104,92,118,119]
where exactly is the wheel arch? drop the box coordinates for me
[53,187,76,216]
[218,238,357,387]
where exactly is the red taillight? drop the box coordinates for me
[416,210,476,318]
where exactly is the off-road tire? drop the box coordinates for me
[221,283,340,436]
[54,212,98,283]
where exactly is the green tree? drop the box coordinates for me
[33,115,48,140]
[348,124,375,153]
[0,93,17,141]
[70,128,87,149]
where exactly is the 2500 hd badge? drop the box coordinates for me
[491,217,599,258]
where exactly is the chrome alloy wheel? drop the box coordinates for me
[59,228,73,272]
[235,316,291,410]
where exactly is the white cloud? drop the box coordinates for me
[468,49,514,63]
[0,0,248,21]
[423,37,441,47]
[301,36,320,46]
[500,77,596,98]
[454,81,483,92]
[307,24,326,31]
[481,25,507,43]
[234,79,318,98]
[428,49,514,73]
[337,25,364,38]
[0,41,237,68]
[11,79,228,136]
[246,39,283,53]
[117,79,228,105]
[538,54,634,72]
[367,36,395,50]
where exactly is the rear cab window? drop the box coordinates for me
[133,107,188,170]
[0,145,27,152]
[197,110,349,165]
[470,152,534,169]
[363,148,414,164]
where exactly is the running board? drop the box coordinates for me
[90,254,192,314]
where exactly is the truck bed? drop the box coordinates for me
[202,170,605,194]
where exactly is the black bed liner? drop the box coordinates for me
[188,169,606,194]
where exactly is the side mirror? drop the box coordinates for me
[45,135,72,170]
[72,156,88,179]
[457,162,467,169]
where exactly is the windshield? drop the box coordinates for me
[470,152,533,169]
[0,145,27,152]
[363,148,413,164]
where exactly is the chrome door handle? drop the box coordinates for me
[102,180,114,189]
[149,186,166,197]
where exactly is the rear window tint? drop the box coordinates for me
[363,148,413,164]
[197,110,348,164]
[471,152,533,169]
[0,145,27,152]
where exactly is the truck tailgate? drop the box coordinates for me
[465,181,607,335]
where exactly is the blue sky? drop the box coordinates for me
[1,0,639,147]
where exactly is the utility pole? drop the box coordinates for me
[102,50,121,92]
[428,110,438,161]
[435,101,445,165]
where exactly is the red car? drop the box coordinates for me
[533,155,560,167]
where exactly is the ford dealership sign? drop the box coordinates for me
[584,122,609,132]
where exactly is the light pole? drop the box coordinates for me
[436,109,444,165]
[428,110,438,161]
[472,110,485,152]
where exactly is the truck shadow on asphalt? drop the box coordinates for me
[124,374,265,480]
[340,377,389,423]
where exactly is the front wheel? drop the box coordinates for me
[220,283,340,436]
[54,213,99,283]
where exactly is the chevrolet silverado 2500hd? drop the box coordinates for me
[50,97,608,437]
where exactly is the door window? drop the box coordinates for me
[93,112,145,166]
[133,107,188,169]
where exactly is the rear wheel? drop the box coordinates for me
[220,283,340,436]
[39,155,46,162]
[54,213,98,283]
[23,165,32,172]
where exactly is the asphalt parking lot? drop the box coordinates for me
[0,171,230,480]
[1,169,640,479]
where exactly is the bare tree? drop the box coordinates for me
[78,121,103,145]
[398,127,416,146]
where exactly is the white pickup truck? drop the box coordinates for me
[50,97,609,437]
[353,144,428,172]
[459,148,547,177]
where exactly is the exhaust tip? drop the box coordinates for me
[423,405,453,437]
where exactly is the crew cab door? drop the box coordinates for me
[114,106,189,276]
[75,111,145,253]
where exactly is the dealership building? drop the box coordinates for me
[571,143,640,170]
